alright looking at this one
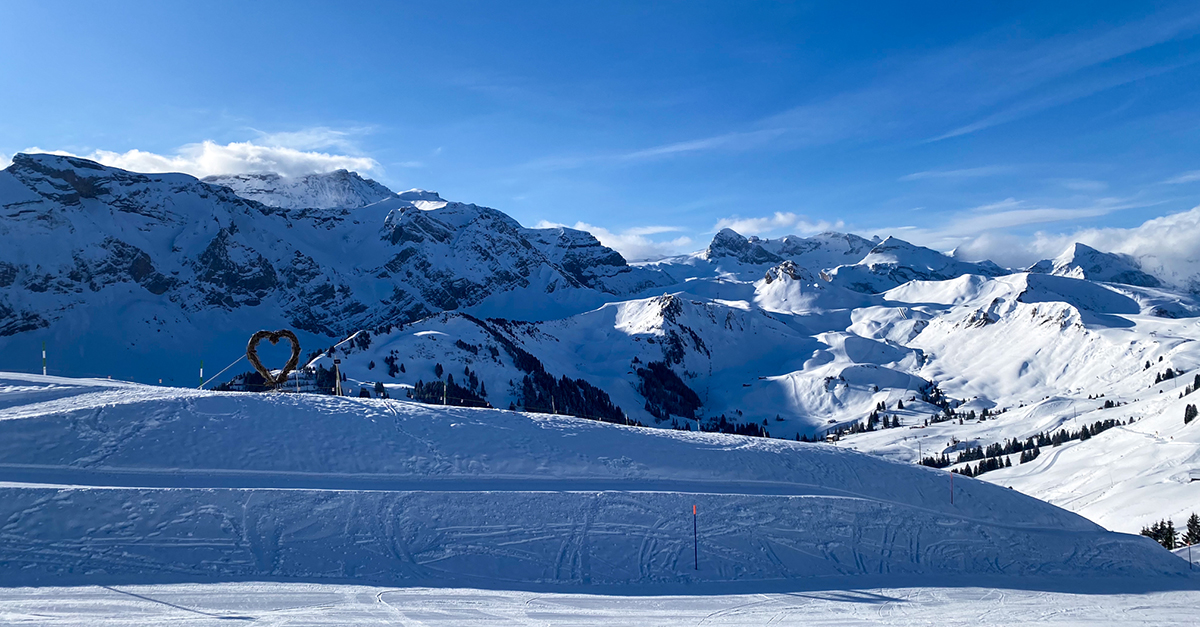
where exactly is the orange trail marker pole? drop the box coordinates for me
[693,504,698,570]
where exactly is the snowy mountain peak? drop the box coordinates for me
[827,235,1007,293]
[762,259,816,283]
[1029,242,1162,287]
[705,228,782,264]
[203,169,397,210]
[397,188,444,202]
[4,152,213,207]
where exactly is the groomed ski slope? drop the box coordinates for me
[1,583,1198,626]
[0,373,1190,591]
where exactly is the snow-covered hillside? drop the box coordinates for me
[0,372,1189,589]
[4,154,1200,539]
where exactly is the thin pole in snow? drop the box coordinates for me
[42,341,46,376]
[950,470,954,505]
[691,502,700,571]
[199,360,204,387]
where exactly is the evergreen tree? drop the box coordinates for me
[374,381,388,399]
[897,400,904,410]
[434,363,443,378]
[1185,512,1200,546]
[1185,404,1198,425]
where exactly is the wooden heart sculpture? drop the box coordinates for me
[246,329,302,387]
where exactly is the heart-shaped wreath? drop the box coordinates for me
[246,329,302,387]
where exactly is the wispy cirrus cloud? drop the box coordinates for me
[251,126,376,154]
[521,5,1200,173]
[881,196,1157,265]
[713,212,844,238]
[929,60,1194,142]
[1163,170,1200,184]
[899,166,1012,181]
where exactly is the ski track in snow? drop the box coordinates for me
[0,373,1193,593]
[0,583,1197,625]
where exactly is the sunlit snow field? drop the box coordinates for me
[2,583,1199,626]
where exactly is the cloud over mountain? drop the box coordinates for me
[22,138,380,179]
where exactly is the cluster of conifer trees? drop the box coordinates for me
[919,418,1125,475]
[1183,373,1200,396]
[636,360,702,421]
[827,404,906,438]
[1141,513,1200,550]
[697,414,769,437]
[409,364,490,408]
[516,370,626,423]
[1153,367,1181,385]
[955,455,1012,477]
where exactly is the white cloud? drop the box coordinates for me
[533,220,692,261]
[713,212,844,237]
[1163,170,1200,184]
[23,137,381,179]
[899,166,1011,181]
[878,196,1141,258]
[949,206,1200,288]
[252,127,370,153]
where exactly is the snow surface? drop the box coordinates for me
[5,154,1200,554]
[1,583,1198,625]
[0,372,1191,591]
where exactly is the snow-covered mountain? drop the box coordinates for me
[203,169,398,209]
[4,154,1200,539]
[0,154,670,382]
[1028,242,1162,287]
[827,236,1007,293]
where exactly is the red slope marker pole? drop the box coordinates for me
[693,504,698,570]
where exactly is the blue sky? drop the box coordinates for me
[4,1,1200,264]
